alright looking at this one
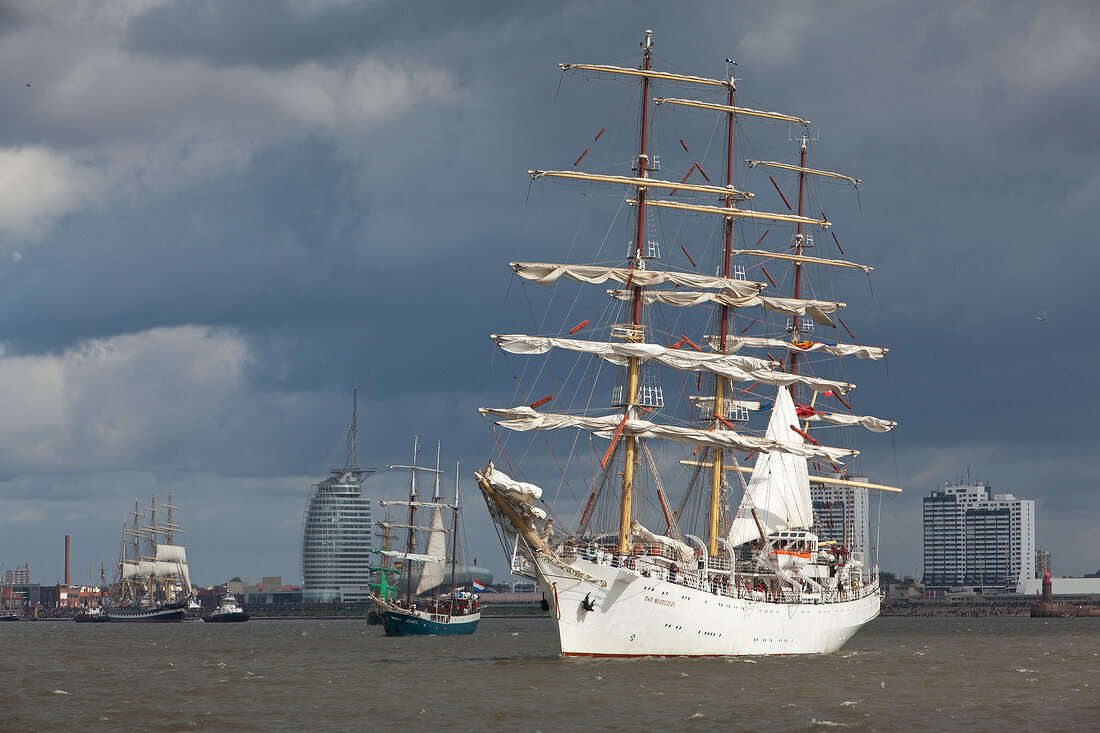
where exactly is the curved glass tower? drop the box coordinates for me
[300,390,375,602]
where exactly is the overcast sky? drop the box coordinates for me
[1,0,1098,588]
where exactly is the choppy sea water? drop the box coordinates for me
[1,615,1096,731]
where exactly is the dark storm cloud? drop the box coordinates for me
[123,0,534,69]
[2,1,1099,583]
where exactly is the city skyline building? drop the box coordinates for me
[300,390,375,603]
[811,481,872,560]
[922,479,1035,592]
[4,564,30,585]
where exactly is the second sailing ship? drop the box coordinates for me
[370,438,480,636]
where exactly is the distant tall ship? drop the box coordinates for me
[370,438,480,636]
[106,494,192,622]
[300,388,375,603]
[476,31,900,656]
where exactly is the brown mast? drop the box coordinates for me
[448,459,460,619]
[787,134,810,385]
[617,29,654,555]
[708,65,738,556]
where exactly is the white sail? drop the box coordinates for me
[493,334,775,371]
[805,411,896,432]
[414,506,447,596]
[480,406,856,462]
[654,96,811,125]
[155,544,187,564]
[529,169,750,200]
[727,388,815,547]
[692,394,895,433]
[378,550,447,564]
[513,262,763,296]
[152,561,179,577]
[609,289,843,327]
[631,521,694,563]
[482,463,543,504]
[178,562,191,595]
[493,334,851,394]
[121,562,141,579]
[707,335,887,360]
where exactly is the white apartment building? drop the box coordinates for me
[922,481,1035,592]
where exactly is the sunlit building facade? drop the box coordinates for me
[300,391,375,602]
[922,480,1035,592]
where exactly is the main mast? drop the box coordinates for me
[787,134,810,383]
[708,65,737,556]
[617,29,654,555]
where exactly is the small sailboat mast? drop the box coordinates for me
[403,435,420,606]
[448,459,461,616]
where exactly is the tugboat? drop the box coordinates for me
[74,604,108,623]
[203,594,249,623]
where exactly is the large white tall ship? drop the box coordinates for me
[107,494,192,622]
[476,31,900,657]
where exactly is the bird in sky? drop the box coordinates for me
[1035,311,1046,322]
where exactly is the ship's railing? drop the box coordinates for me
[561,539,879,605]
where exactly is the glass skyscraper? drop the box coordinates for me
[300,390,375,602]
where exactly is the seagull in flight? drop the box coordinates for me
[1035,311,1046,322]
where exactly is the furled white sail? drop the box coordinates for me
[610,289,843,327]
[414,506,447,596]
[155,544,187,564]
[494,334,852,395]
[706,335,887,360]
[654,96,811,126]
[513,262,763,297]
[482,463,543,505]
[805,412,896,432]
[746,159,860,188]
[631,521,694,563]
[732,249,872,274]
[692,394,895,433]
[727,388,815,547]
[379,550,448,564]
[479,406,856,462]
[560,63,731,88]
[493,334,775,371]
[529,169,750,200]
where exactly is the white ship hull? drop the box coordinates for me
[534,555,879,657]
